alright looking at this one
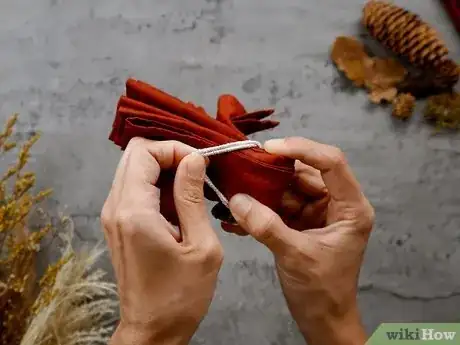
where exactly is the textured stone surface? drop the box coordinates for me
[1,0,460,342]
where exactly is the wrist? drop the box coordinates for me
[297,303,367,345]
[109,321,188,345]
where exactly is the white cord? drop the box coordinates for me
[196,140,262,207]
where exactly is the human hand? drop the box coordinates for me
[228,137,374,345]
[101,138,223,345]
[221,157,331,235]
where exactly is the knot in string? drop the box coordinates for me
[195,140,262,208]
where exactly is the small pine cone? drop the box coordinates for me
[363,1,451,71]
[392,93,416,119]
[434,59,460,86]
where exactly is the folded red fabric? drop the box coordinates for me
[442,0,460,34]
[109,79,295,224]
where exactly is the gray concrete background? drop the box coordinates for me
[1,0,460,343]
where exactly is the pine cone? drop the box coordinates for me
[392,93,415,119]
[434,59,460,86]
[363,1,457,81]
[397,70,457,99]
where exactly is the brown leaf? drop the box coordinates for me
[365,58,407,90]
[369,87,398,104]
[331,36,407,98]
[331,36,371,87]
[331,36,368,62]
[340,59,368,87]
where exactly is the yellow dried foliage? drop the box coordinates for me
[331,36,407,104]
[0,114,52,345]
[0,114,118,345]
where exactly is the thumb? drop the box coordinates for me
[229,194,298,254]
[174,152,215,244]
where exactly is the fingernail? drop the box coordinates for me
[186,152,206,179]
[229,193,252,222]
[264,138,284,151]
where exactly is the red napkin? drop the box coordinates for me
[442,0,460,34]
[109,79,295,225]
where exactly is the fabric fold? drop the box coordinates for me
[109,78,295,225]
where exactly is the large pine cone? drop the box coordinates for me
[363,1,456,71]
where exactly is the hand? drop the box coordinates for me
[221,158,331,235]
[228,137,374,345]
[101,138,223,345]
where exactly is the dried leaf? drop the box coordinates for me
[341,59,369,87]
[369,87,398,104]
[365,58,407,91]
[331,36,372,87]
[331,36,368,62]
[331,35,407,103]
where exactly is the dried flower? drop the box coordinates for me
[0,114,118,345]
[392,93,416,119]
[424,92,460,130]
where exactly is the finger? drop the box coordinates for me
[294,160,328,197]
[221,222,249,236]
[280,190,303,216]
[264,137,363,204]
[124,138,196,187]
[295,196,329,230]
[110,138,196,205]
[174,152,218,245]
[228,194,300,254]
[111,138,197,242]
[279,191,329,230]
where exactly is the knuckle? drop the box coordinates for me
[328,147,347,168]
[361,202,375,228]
[164,140,182,148]
[153,143,169,162]
[350,199,375,230]
[114,208,137,237]
[100,203,113,229]
[198,241,224,266]
[126,136,147,150]
[164,140,192,158]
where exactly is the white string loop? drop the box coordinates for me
[195,140,262,208]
